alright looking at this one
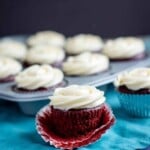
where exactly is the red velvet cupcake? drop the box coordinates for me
[15,65,65,93]
[36,85,115,149]
[25,45,65,68]
[114,68,150,117]
[65,34,104,55]
[102,37,146,61]
[62,52,109,76]
[0,56,22,83]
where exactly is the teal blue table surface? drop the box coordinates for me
[0,84,150,150]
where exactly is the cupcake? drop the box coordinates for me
[15,65,65,92]
[36,85,115,149]
[102,37,145,61]
[25,45,65,68]
[0,56,22,83]
[114,68,150,117]
[0,39,27,61]
[27,31,65,47]
[63,52,109,76]
[65,34,104,55]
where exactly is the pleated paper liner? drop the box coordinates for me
[36,103,115,149]
[117,91,150,117]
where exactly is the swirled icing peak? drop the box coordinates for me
[103,37,145,59]
[0,39,27,61]
[65,34,103,54]
[27,31,65,47]
[15,65,64,90]
[0,56,22,79]
[26,45,65,64]
[50,85,105,110]
[63,52,109,75]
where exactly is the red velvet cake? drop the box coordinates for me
[36,85,115,149]
[15,65,65,93]
[0,56,22,83]
[103,37,145,61]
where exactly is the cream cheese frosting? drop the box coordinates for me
[15,65,64,90]
[0,39,27,61]
[103,37,145,59]
[27,31,65,47]
[63,52,109,75]
[26,45,65,65]
[65,34,104,54]
[0,56,22,79]
[114,68,150,91]
[50,85,105,110]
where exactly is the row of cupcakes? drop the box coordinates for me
[27,31,145,61]
[0,30,146,62]
[0,56,65,91]
[0,53,109,85]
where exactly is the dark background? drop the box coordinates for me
[0,0,150,38]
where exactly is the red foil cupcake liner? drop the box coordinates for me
[36,103,115,150]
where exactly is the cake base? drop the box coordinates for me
[0,75,14,83]
[12,81,67,93]
[23,60,63,68]
[64,68,109,77]
[118,85,150,94]
[110,52,146,61]
[66,49,102,57]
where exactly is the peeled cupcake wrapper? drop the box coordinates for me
[117,91,150,117]
[36,103,115,150]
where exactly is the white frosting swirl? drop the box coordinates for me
[15,65,64,90]
[114,68,150,90]
[103,37,145,59]
[0,56,22,79]
[50,85,105,110]
[65,34,104,54]
[26,45,65,65]
[63,52,109,75]
[27,31,65,47]
[0,39,27,61]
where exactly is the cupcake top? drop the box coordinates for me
[103,37,145,59]
[63,52,109,75]
[65,34,103,54]
[27,31,65,47]
[114,68,150,91]
[50,85,105,110]
[15,65,64,90]
[26,45,65,65]
[0,39,27,61]
[0,56,22,79]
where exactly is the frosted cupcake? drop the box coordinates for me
[27,31,65,47]
[0,56,22,83]
[65,34,104,55]
[114,68,150,117]
[25,45,65,68]
[0,39,27,61]
[15,65,65,92]
[36,85,115,149]
[63,52,109,76]
[103,37,145,61]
